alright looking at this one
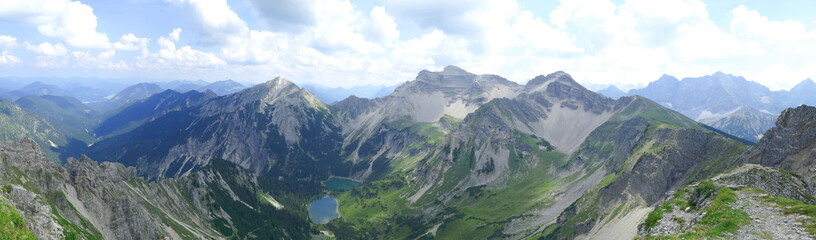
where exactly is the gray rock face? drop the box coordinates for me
[713,164,811,202]
[1,138,312,239]
[739,105,816,192]
[333,66,523,179]
[3,187,65,239]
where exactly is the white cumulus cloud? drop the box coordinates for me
[0,0,110,48]
[24,42,68,56]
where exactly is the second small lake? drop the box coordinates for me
[323,177,361,191]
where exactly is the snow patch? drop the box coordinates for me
[260,192,284,210]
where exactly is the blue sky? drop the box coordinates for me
[0,0,814,90]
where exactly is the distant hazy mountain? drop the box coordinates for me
[60,85,112,102]
[87,83,165,113]
[14,95,99,143]
[158,79,209,90]
[613,72,816,142]
[787,78,816,106]
[0,82,67,101]
[197,79,245,95]
[302,83,398,104]
[0,81,113,103]
[16,82,68,96]
[628,72,779,120]
[597,85,626,99]
[699,106,777,142]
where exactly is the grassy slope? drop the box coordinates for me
[14,95,98,144]
[327,103,588,239]
[0,100,65,163]
[0,197,37,240]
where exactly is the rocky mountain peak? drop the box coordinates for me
[238,77,303,103]
[414,65,477,88]
[526,71,571,86]
[524,71,588,95]
[740,105,816,168]
[791,78,816,91]
[260,77,295,89]
[198,76,325,115]
[775,105,816,130]
[442,65,471,74]
[652,74,679,86]
[598,85,626,99]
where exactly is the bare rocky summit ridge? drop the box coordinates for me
[87,77,347,180]
[739,105,816,191]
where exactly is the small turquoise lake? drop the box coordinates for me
[308,196,339,224]
[323,177,361,191]
[307,178,362,224]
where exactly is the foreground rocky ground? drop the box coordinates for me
[639,164,816,239]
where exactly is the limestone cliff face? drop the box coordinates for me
[0,139,314,240]
[739,105,816,189]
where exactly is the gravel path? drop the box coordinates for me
[732,192,811,240]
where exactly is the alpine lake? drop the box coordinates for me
[308,178,362,224]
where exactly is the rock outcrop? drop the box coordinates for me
[1,138,315,239]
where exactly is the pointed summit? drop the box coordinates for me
[226,77,312,107]
[656,74,679,82]
[598,85,626,99]
[792,78,816,91]
[525,71,577,88]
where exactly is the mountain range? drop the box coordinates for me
[302,83,397,104]
[599,72,816,142]
[0,66,815,239]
